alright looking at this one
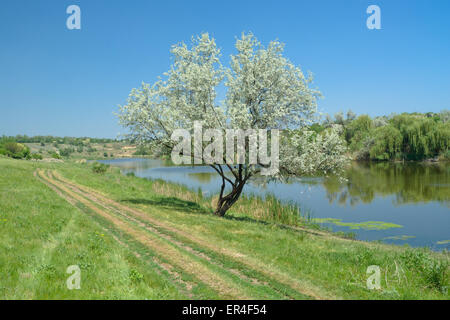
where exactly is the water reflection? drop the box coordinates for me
[322,162,450,207]
[188,172,215,184]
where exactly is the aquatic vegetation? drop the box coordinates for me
[436,240,450,245]
[312,218,402,230]
[231,193,313,227]
[382,235,416,241]
[334,231,357,239]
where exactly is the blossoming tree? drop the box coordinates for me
[117,33,348,217]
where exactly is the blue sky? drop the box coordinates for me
[0,0,449,138]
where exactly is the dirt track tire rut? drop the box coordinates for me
[36,169,326,299]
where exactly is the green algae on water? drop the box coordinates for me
[313,218,403,230]
[382,235,415,241]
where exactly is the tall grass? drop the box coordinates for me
[147,178,313,227]
[150,179,205,204]
[231,194,313,226]
[400,249,449,294]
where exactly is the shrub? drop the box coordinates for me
[86,146,96,153]
[133,146,151,156]
[31,153,43,160]
[60,147,75,157]
[92,162,109,174]
[0,142,30,159]
[51,152,61,159]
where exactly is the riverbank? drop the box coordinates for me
[98,157,450,248]
[0,157,448,299]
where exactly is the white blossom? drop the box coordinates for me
[116,32,349,216]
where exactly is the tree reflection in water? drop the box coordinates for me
[322,162,450,207]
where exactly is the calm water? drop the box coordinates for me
[100,158,450,250]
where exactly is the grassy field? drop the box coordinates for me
[0,157,448,299]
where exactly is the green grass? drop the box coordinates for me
[0,157,448,299]
[0,158,183,299]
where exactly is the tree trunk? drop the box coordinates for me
[210,164,250,217]
[213,180,245,217]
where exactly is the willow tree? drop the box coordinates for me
[117,33,348,217]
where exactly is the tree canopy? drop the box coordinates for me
[319,110,449,161]
[117,33,348,216]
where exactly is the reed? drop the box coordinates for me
[147,178,313,227]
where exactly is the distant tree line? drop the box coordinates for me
[314,110,449,161]
[2,135,118,145]
[0,135,126,160]
[2,112,448,162]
